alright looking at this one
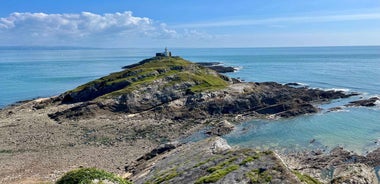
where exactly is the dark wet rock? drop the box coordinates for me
[195,62,221,66]
[125,141,182,175]
[327,106,344,112]
[206,65,236,73]
[285,82,301,86]
[51,79,357,123]
[346,97,379,107]
[205,120,234,136]
[137,141,181,162]
[196,62,236,73]
[365,147,380,167]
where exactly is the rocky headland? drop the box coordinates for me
[0,56,378,183]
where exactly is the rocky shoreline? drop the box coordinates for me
[1,56,379,183]
[196,62,237,73]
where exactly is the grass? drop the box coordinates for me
[292,170,321,184]
[0,149,13,154]
[195,165,239,184]
[153,169,178,184]
[65,56,229,101]
[69,57,189,93]
[246,169,272,183]
[145,168,179,184]
[100,70,180,98]
[206,156,238,173]
[56,168,131,184]
[194,156,240,184]
[239,154,260,166]
[193,156,222,168]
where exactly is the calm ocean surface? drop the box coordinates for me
[1,46,379,154]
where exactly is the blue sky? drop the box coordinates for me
[0,0,380,47]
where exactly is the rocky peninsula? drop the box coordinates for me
[0,56,378,183]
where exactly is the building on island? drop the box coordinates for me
[156,47,172,57]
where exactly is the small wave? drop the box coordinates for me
[326,88,351,92]
[329,108,350,113]
[295,82,308,86]
[233,66,243,71]
[314,87,351,92]
[284,82,309,88]
[374,97,380,107]
[360,95,380,107]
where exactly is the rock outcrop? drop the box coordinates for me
[206,120,235,136]
[196,62,237,73]
[282,147,379,184]
[346,97,379,107]
[49,56,356,123]
[126,137,304,184]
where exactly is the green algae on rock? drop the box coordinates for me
[127,137,301,184]
[56,168,131,184]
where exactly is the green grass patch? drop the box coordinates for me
[239,154,260,166]
[195,165,239,184]
[145,168,179,184]
[193,156,222,168]
[100,70,181,98]
[188,73,228,92]
[56,168,131,184]
[206,156,238,173]
[67,57,188,94]
[65,56,229,101]
[246,169,272,183]
[153,169,178,184]
[292,170,321,184]
[0,149,13,154]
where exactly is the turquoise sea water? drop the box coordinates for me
[0,46,379,154]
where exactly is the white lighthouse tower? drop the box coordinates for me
[164,47,170,57]
[155,47,172,57]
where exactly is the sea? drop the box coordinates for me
[0,46,379,154]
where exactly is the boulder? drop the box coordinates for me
[346,97,379,107]
[205,120,235,136]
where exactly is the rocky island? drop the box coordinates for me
[1,56,379,183]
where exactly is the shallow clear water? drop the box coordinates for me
[0,48,155,106]
[0,46,379,154]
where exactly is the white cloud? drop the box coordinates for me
[0,11,178,46]
[174,13,380,28]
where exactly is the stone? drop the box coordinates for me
[210,137,231,153]
[205,120,234,136]
[346,97,379,107]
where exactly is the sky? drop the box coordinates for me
[0,0,380,48]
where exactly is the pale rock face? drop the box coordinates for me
[332,163,378,184]
[210,137,232,153]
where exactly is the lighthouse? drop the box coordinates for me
[164,47,169,56]
[156,47,172,57]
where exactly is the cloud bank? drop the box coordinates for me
[0,11,177,47]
